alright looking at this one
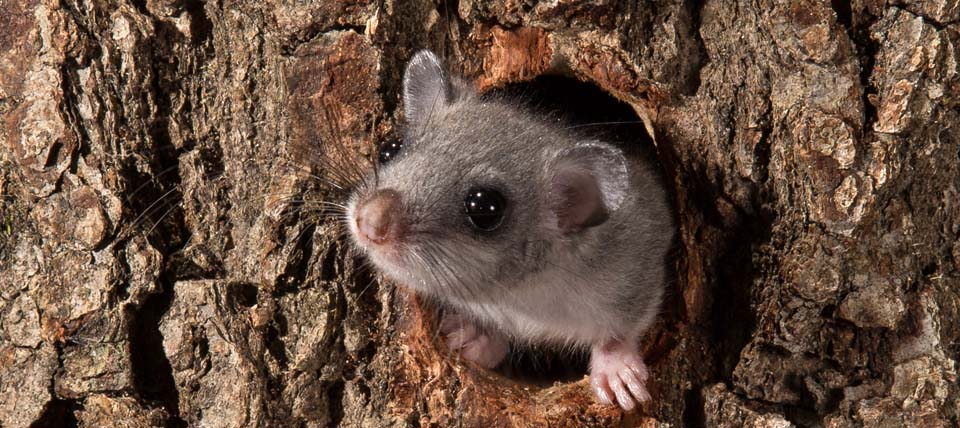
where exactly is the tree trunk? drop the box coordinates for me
[2,0,958,427]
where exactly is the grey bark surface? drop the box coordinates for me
[1,0,958,427]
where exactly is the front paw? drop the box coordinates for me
[589,339,651,411]
[438,313,509,369]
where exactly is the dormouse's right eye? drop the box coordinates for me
[378,139,403,165]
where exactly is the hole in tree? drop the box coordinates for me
[451,74,663,386]
[43,142,65,168]
[487,74,656,159]
[232,282,260,308]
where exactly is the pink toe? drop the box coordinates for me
[591,375,614,405]
[620,369,650,403]
[628,360,649,382]
[608,375,635,411]
[445,326,478,350]
[463,335,490,365]
[439,313,471,335]
[446,332,466,350]
[438,316,459,335]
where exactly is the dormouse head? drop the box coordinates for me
[346,50,630,299]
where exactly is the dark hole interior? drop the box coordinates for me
[475,74,660,386]
[486,74,656,158]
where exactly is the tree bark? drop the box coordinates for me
[1,0,959,427]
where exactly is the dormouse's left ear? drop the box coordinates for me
[403,50,459,126]
[550,142,629,232]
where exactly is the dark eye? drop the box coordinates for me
[463,187,506,231]
[378,139,403,165]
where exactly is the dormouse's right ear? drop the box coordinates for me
[403,50,455,126]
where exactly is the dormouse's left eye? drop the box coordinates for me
[378,139,403,165]
[463,187,506,231]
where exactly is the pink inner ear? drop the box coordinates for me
[553,168,609,232]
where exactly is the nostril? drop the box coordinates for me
[357,211,390,241]
[356,189,402,243]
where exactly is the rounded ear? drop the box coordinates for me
[403,50,456,126]
[550,142,629,232]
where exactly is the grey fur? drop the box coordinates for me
[348,50,674,350]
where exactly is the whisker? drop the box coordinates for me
[565,120,645,129]
[123,165,182,203]
[145,200,183,237]
[127,186,181,233]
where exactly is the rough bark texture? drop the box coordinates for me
[1,0,959,427]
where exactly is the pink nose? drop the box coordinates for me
[356,189,402,243]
